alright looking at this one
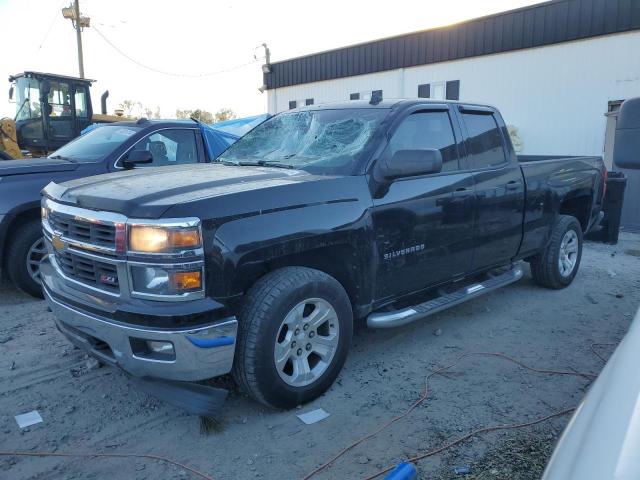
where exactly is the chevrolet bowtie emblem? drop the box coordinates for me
[52,234,66,252]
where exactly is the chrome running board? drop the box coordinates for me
[367,264,524,329]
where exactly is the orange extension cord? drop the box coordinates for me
[0,451,215,479]
[303,351,601,480]
[0,346,614,480]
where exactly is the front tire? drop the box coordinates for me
[6,219,45,298]
[529,215,583,289]
[233,267,353,409]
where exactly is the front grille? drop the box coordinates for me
[55,250,119,292]
[49,211,116,249]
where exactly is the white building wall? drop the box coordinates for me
[267,31,640,156]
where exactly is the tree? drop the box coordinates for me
[144,106,162,119]
[214,108,236,123]
[175,107,236,124]
[175,108,214,124]
[119,99,142,117]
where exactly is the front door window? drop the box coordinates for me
[127,129,198,167]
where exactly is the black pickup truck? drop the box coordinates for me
[0,119,235,297]
[41,99,606,409]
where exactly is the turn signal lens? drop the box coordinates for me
[171,271,202,291]
[170,230,201,248]
[129,225,201,253]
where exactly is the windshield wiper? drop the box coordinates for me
[48,155,76,162]
[236,160,295,169]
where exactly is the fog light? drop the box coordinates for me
[147,340,174,355]
[130,338,175,361]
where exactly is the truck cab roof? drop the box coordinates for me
[288,98,497,115]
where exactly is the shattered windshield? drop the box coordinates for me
[219,108,388,174]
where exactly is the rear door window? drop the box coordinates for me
[387,111,460,172]
[461,113,506,169]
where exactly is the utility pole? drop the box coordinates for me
[74,0,84,78]
[62,1,90,78]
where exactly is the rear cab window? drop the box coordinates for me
[460,111,507,169]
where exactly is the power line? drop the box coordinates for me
[37,0,68,51]
[92,25,259,78]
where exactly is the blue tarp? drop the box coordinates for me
[208,114,270,137]
[199,123,239,159]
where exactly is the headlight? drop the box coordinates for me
[130,265,203,295]
[129,225,201,253]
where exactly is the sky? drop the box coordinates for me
[0,0,541,120]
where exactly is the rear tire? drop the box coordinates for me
[233,267,353,409]
[7,219,45,298]
[529,215,583,289]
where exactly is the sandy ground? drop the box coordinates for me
[1,233,639,480]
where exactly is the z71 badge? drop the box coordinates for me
[384,244,425,260]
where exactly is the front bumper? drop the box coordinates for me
[42,257,237,381]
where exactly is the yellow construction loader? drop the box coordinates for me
[1,71,126,159]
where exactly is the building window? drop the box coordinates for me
[305,98,314,106]
[371,90,383,101]
[430,82,446,100]
[289,100,297,109]
[446,80,460,101]
[350,93,360,100]
[417,84,430,98]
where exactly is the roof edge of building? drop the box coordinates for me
[264,0,640,90]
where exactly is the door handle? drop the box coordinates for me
[506,181,521,190]
[452,188,473,197]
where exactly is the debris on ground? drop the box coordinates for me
[85,357,101,371]
[15,410,43,429]
[297,408,330,425]
[434,428,559,480]
[451,465,471,474]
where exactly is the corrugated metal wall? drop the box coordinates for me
[267,31,640,158]
[264,0,640,90]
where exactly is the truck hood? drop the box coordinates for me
[0,158,79,176]
[45,163,359,218]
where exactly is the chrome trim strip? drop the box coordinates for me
[127,217,201,228]
[44,198,127,225]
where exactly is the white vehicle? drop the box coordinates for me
[543,308,640,480]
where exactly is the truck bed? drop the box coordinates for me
[517,154,605,258]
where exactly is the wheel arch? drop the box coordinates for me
[1,204,41,275]
[227,242,373,319]
[558,190,593,232]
